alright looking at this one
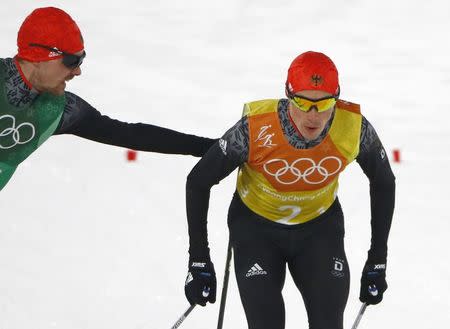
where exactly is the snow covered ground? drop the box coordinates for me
[1,0,449,328]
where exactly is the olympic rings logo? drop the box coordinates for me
[0,115,36,149]
[263,156,343,185]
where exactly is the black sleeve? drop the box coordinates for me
[186,117,248,259]
[356,116,396,263]
[53,92,215,157]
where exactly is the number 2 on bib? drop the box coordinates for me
[276,205,301,225]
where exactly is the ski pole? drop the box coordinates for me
[351,284,378,329]
[170,304,196,329]
[217,238,233,329]
[351,303,367,329]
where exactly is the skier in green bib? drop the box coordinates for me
[0,7,215,191]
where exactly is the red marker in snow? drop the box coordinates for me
[392,149,401,163]
[126,149,137,161]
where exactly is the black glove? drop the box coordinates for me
[359,262,387,305]
[184,258,216,306]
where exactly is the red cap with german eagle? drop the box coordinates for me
[16,7,84,62]
[286,51,339,95]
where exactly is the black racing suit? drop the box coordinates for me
[186,99,395,329]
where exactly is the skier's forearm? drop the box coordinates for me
[186,183,211,258]
[367,175,395,261]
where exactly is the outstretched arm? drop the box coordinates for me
[54,92,215,157]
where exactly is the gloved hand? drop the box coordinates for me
[185,258,216,306]
[359,261,387,305]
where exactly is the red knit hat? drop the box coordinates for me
[17,7,84,62]
[286,51,339,95]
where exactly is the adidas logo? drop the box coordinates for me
[246,263,267,277]
[219,138,227,155]
[185,272,193,285]
[48,51,61,58]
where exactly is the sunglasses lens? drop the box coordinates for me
[291,96,336,112]
[62,51,86,69]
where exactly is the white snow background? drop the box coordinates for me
[1,0,449,328]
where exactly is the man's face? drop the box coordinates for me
[30,51,83,95]
[288,90,335,141]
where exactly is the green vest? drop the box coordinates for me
[0,60,66,190]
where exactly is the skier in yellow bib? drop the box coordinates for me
[184,51,395,329]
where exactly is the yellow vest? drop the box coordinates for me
[236,99,361,225]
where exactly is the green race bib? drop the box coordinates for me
[0,60,66,190]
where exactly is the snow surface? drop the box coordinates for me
[1,0,449,328]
